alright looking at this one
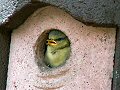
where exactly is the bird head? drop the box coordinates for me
[46,30,70,49]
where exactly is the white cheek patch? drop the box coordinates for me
[6,6,116,90]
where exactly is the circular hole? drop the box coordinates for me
[34,29,71,71]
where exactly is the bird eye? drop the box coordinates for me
[56,37,65,41]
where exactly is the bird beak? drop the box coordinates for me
[47,39,57,46]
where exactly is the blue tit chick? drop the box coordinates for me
[44,30,71,68]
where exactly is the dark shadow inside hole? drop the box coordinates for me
[34,30,49,70]
[34,29,71,71]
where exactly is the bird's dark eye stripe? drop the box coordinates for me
[55,37,66,41]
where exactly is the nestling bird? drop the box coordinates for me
[44,29,71,68]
